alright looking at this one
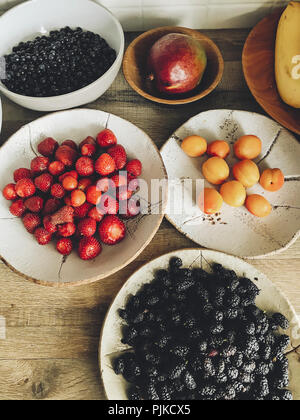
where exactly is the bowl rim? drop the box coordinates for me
[98,247,300,400]
[0,108,168,288]
[123,26,225,106]
[0,0,125,101]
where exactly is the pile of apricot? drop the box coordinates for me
[181,134,285,218]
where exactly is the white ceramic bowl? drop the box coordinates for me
[0,0,124,112]
[0,109,167,286]
[100,249,300,400]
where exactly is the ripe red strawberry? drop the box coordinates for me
[55,145,78,167]
[117,187,133,201]
[111,174,127,189]
[61,140,78,151]
[78,178,93,191]
[43,198,61,216]
[80,136,96,156]
[56,238,73,256]
[31,156,50,175]
[108,145,127,170]
[88,206,105,222]
[96,177,113,193]
[48,161,65,176]
[2,183,17,200]
[34,227,52,245]
[77,217,97,237]
[10,199,26,217]
[37,137,58,157]
[59,170,79,183]
[50,206,74,226]
[78,236,102,260]
[86,185,102,205]
[13,168,32,183]
[100,194,119,215]
[95,153,116,176]
[98,215,126,245]
[16,178,36,198]
[34,173,53,193]
[96,129,117,148]
[120,198,141,219]
[75,157,94,177]
[73,202,93,219]
[23,213,41,233]
[24,196,44,213]
[51,183,65,199]
[126,159,142,177]
[43,215,57,233]
[58,222,76,238]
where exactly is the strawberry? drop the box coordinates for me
[126,159,142,177]
[78,178,93,191]
[77,217,97,237]
[78,236,102,260]
[24,196,44,213]
[62,176,78,191]
[10,199,26,217]
[95,153,116,176]
[50,206,74,226]
[13,168,32,183]
[51,183,65,199]
[86,185,102,205]
[98,215,126,245]
[59,170,79,183]
[108,145,127,170]
[80,136,96,148]
[120,198,141,219]
[111,174,127,189]
[96,177,113,193]
[61,140,78,151]
[88,206,105,222]
[34,173,53,193]
[100,194,119,215]
[55,145,78,167]
[56,238,73,256]
[81,143,96,157]
[73,202,92,219]
[49,161,65,176]
[16,178,36,198]
[128,177,140,192]
[37,137,58,157]
[64,196,72,206]
[31,156,50,175]
[75,157,94,177]
[71,190,86,207]
[43,215,57,234]
[58,222,76,238]
[117,187,133,201]
[23,213,41,233]
[2,183,17,201]
[34,227,52,245]
[43,198,61,216]
[96,129,117,148]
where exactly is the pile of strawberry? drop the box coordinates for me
[2,129,142,260]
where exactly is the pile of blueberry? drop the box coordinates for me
[1,26,116,97]
[114,258,292,400]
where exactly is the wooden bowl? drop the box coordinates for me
[123,27,224,105]
[243,9,300,136]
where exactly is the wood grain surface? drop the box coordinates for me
[0,30,299,400]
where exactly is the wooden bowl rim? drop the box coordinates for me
[123,26,225,106]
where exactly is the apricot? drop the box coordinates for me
[234,135,262,160]
[198,188,223,215]
[245,194,272,218]
[260,168,285,192]
[220,181,246,207]
[233,160,260,188]
[202,157,230,185]
[181,135,207,157]
[207,140,230,159]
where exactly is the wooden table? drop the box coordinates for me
[0,30,299,400]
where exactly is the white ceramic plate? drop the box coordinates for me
[0,109,167,286]
[100,249,300,400]
[161,110,300,259]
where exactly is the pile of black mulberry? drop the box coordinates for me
[1,26,116,97]
[114,258,293,401]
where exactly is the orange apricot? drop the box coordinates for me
[232,160,260,188]
[207,140,230,159]
[245,194,272,218]
[198,188,223,215]
[234,135,262,160]
[260,168,285,192]
[181,135,207,157]
[202,157,230,185]
[220,181,246,207]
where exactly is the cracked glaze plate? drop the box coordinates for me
[0,109,167,286]
[161,110,300,259]
[100,249,300,400]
